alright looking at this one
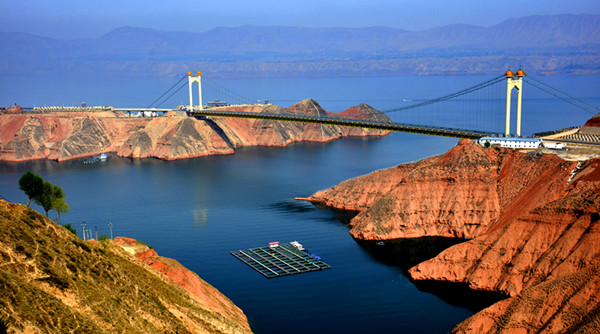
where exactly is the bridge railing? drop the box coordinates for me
[191,109,499,139]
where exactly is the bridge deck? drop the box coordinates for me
[114,108,173,112]
[192,109,494,139]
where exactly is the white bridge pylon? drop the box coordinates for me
[505,69,526,137]
[188,71,202,111]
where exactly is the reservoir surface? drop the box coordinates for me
[1,75,598,333]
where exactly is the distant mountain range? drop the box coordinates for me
[1,14,599,77]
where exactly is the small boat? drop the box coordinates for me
[290,241,304,250]
[84,153,108,164]
[375,241,385,246]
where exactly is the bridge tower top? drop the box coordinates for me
[188,71,202,111]
[505,68,526,137]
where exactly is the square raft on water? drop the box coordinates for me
[230,242,331,278]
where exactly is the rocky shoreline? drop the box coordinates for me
[0,99,390,162]
[300,139,600,333]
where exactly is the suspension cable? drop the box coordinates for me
[339,75,505,119]
[147,75,188,108]
[203,76,258,105]
[154,80,189,108]
[524,76,600,115]
[382,75,505,114]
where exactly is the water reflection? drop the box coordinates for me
[264,199,316,214]
[355,237,466,269]
[0,153,139,174]
[413,279,508,313]
[355,237,508,312]
[193,208,208,227]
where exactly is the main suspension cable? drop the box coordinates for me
[147,75,188,108]
[524,76,600,115]
[203,76,258,105]
[339,75,505,120]
[382,75,505,114]
[154,80,189,108]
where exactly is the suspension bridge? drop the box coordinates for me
[93,69,599,141]
[132,69,599,141]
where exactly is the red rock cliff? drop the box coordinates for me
[0,100,390,161]
[301,139,600,333]
[304,139,580,240]
[408,156,600,294]
[113,236,249,331]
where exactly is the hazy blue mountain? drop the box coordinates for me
[1,14,598,77]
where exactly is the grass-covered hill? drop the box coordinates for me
[0,199,252,333]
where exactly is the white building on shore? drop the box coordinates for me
[477,137,542,149]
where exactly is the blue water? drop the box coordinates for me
[1,75,599,333]
[2,74,598,135]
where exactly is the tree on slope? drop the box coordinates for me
[18,171,44,207]
[34,181,65,217]
[62,223,77,235]
[53,197,71,224]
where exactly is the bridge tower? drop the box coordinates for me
[188,71,202,111]
[505,69,526,137]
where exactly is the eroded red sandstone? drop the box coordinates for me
[0,100,389,161]
[453,264,600,333]
[303,139,583,241]
[113,237,251,332]
[301,139,600,333]
[6,104,22,114]
[581,112,600,135]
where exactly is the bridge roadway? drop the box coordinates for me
[114,108,173,112]
[191,109,495,139]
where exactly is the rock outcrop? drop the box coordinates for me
[300,139,600,333]
[303,139,582,241]
[113,237,247,326]
[6,105,22,114]
[453,264,600,333]
[0,100,390,161]
[0,199,252,333]
[580,112,600,135]
[409,187,600,295]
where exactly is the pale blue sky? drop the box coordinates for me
[2,0,599,39]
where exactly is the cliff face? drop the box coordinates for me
[0,199,252,333]
[113,237,248,329]
[0,100,389,161]
[408,156,600,297]
[211,100,390,148]
[409,188,600,293]
[453,264,600,334]
[301,139,600,333]
[304,139,579,240]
